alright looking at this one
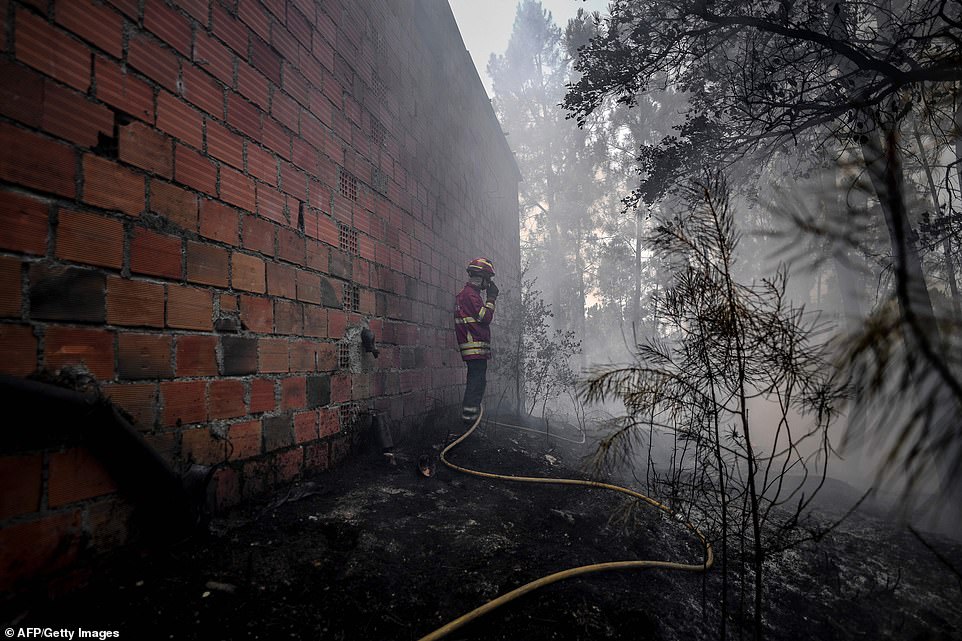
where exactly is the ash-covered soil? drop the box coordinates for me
[5,414,961,641]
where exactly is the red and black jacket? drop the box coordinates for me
[455,281,495,360]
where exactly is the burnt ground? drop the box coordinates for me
[4,413,961,641]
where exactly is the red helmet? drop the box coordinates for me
[466,257,495,277]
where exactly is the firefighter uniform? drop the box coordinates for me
[456,258,497,424]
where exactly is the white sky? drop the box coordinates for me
[448,0,610,96]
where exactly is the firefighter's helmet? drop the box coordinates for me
[466,257,495,277]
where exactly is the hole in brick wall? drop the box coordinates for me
[370,26,384,58]
[338,403,359,430]
[338,222,359,255]
[371,71,386,102]
[297,201,305,232]
[372,166,388,196]
[337,342,351,369]
[338,167,358,202]
[342,282,359,312]
[370,116,386,147]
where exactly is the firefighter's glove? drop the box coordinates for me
[486,280,499,300]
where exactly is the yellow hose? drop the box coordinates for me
[416,406,714,641]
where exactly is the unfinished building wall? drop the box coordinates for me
[0,0,520,591]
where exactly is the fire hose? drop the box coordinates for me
[416,405,715,641]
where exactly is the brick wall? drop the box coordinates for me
[0,0,520,591]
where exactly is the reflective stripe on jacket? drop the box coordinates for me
[455,281,495,361]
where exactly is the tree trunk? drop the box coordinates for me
[859,121,941,342]
[913,125,962,323]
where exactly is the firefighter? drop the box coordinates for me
[455,257,499,424]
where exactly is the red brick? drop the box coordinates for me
[242,215,275,256]
[167,284,213,330]
[0,510,82,592]
[250,35,281,84]
[161,380,207,426]
[0,257,21,317]
[82,154,145,217]
[42,81,113,148]
[231,252,265,293]
[87,496,134,552]
[259,338,289,373]
[0,60,44,127]
[228,420,261,460]
[212,2,247,55]
[240,294,272,333]
[208,379,246,419]
[277,226,305,264]
[219,165,256,211]
[199,200,239,245]
[293,409,317,444]
[279,161,307,201]
[16,9,90,91]
[106,0,139,19]
[292,137,319,174]
[288,4,312,46]
[175,144,218,195]
[186,241,229,287]
[271,90,298,131]
[331,374,350,403]
[206,119,244,168]
[211,466,240,510]
[182,427,225,465]
[227,92,262,140]
[56,209,124,269]
[270,23,298,63]
[303,306,327,339]
[130,227,182,279]
[275,447,302,482]
[118,333,172,379]
[328,309,347,339]
[48,447,117,507]
[261,117,290,158]
[178,0,209,25]
[0,122,76,197]
[175,334,218,376]
[220,293,238,312]
[107,277,165,327]
[274,299,302,335]
[304,441,330,471]
[266,263,296,300]
[282,376,306,410]
[294,269,321,304]
[236,61,270,110]
[56,0,124,57]
[157,91,204,149]
[151,180,198,230]
[256,184,287,224]
[44,325,114,380]
[120,121,173,177]
[237,0,270,41]
[307,213,338,248]
[319,406,339,438]
[247,143,277,185]
[103,382,157,429]
[249,378,275,413]
[0,324,36,376]
[94,56,153,121]
[193,30,234,86]
[144,0,191,55]
[128,32,179,93]
[0,454,42,519]
[0,190,47,255]
[181,64,225,117]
